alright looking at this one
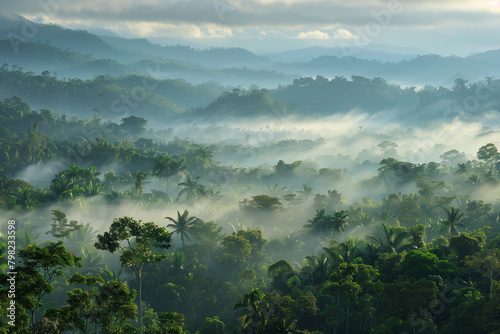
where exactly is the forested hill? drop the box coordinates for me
[269,76,500,120]
[0,38,296,86]
[0,66,185,121]
[2,65,499,124]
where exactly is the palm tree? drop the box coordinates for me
[165,209,200,248]
[177,175,205,200]
[455,163,469,175]
[233,288,267,333]
[69,223,98,248]
[50,175,74,199]
[266,183,287,196]
[80,166,101,186]
[334,236,366,263]
[63,164,84,183]
[378,209,397,225]
[15,220,40,249]
[74,247,106,276]
[165,158,187,196]
[185,145,213,169]
[301,254,336,286]
[331,210,349,241]
[304,209,330,234]
[367,223,412,253]
[468,174,480,185]
[193,146,213,166]
[440,207,466,237]
[99,268,124,282]
[297,184,314,199]
[152,155,172,191]
[9,187,41,210]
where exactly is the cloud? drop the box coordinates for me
[5,0,500,29]
[296,30,330,39]
[3,0,500,53]
[332,28,358,39]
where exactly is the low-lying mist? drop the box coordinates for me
[162,109,500,168]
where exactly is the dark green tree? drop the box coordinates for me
[94,217,172,334]
[46,209,82,242]
[132,171,149,196]
[165,209,200,249]
[477,143,499,168]
[152,155,173,191]
[97,280,138,333]
[177,175,205,200]
[331,210,349,241]
[120,116,148,135]
[441,207,466,237]
[0,242,80,334]
[367,223,412,253]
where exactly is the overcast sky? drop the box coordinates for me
[3,0,500,54]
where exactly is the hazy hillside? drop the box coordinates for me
[2,14,500,89]
[273,52,500,86]
[100,35,274,69]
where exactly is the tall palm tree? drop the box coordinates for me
[165,209,200,248]
[152,155,172,191]
[177,175,205,200]
[440,207,466,237]
[193,146,213,166]
[331,210,349,241]
[165,158,186,196]
[185,145,213,169]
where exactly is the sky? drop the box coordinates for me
[3,0,500,54]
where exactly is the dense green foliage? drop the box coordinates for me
[0,96,499,333]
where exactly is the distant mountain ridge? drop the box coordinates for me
[260,44,423,63]
[1,13,500,88]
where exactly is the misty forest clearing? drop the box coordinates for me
[1,9,500,334]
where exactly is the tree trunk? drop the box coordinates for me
[139,270,143,334]
[166,176,169,197]
[362,311,368,332]
[411,306,416,334]
[32,310,36,334]
[346,304,349,334]
[491,276,494,297]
